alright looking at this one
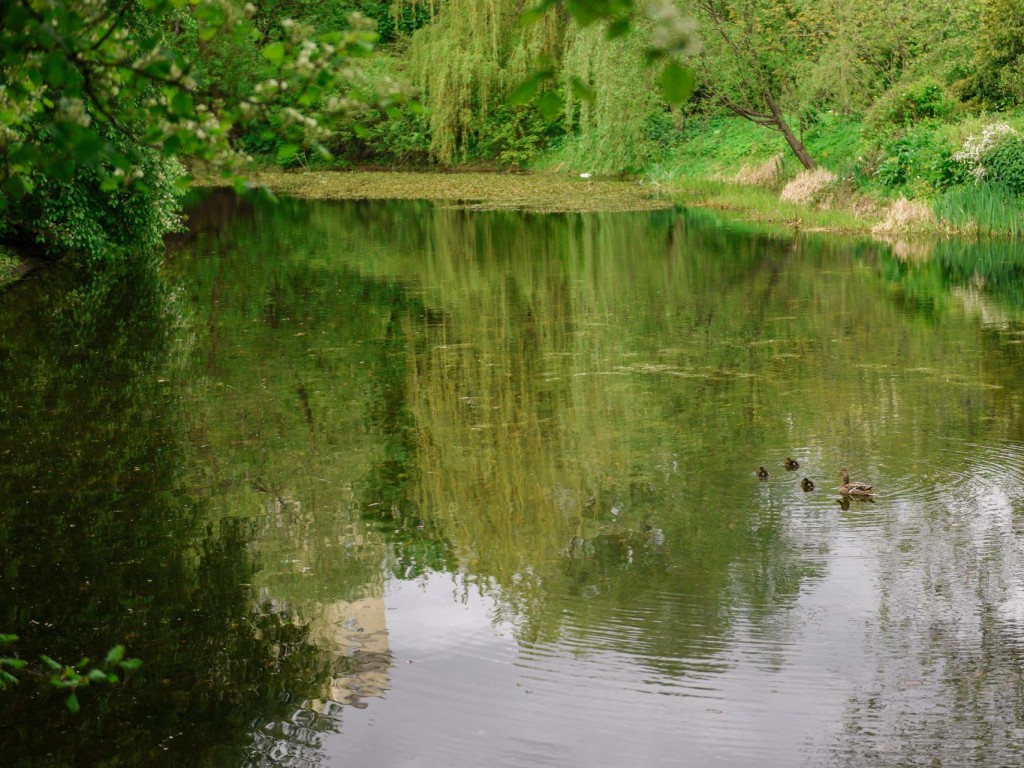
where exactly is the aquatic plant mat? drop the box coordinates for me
[195,170,673,213]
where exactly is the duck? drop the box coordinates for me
[838,468,874,496]
[801,477,814,492]
[784,457,800,470]
[756,466,770,479]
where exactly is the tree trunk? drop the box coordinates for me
[763,89,815,170]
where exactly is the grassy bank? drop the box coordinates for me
[653,111,1024,238]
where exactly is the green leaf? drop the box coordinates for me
[65,692,80,714]
[564,0,602,26]
[606,19,630,39]
[262,42,286,66]
[507,70,554,106]
[170,90,194,117]
[659,59,694,106]
[1,659,27,670]
[88,669,109,682]
[40,655,62,672]
[517,2,553,27]
[537,90,563,120]
[194,2,227,27]
[2,175,31,198]
[0,635,18,645]
[42,52,68,87]
[119,658,143,671]
[569,77,596,103]
[104,645,125,665]
[276,143,300,163]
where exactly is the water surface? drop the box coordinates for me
[3,193,1024,767]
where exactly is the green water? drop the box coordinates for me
[4,192,1024,767]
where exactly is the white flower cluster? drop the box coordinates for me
[953,122,1018,182]
[57,96,91,127]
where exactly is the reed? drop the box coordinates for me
[932,184,1024,237]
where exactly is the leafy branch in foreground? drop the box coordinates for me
[508,0,698,115]
[1,0,416,258]
[1,634,142,713]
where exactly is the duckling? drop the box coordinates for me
[801,477,814,492]
[838,468,874,496]
[756,466,770,479]
[784,457,800,470]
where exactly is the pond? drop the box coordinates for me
[3,191,1024,767]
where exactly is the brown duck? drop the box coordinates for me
[756,466,770,479]
[838,468,874,496]
[801,477,814,492]
[784,457,800,470]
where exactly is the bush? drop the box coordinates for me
[888,82,954,125]
[982,135,1024,194]
[472,106,561,169]
[4,144,184,261]
[949,121,1024,193]
[326,107,432,167]
[874,124,961,192]
[865,81,955,144]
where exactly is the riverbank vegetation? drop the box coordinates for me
[6,0,1024,274]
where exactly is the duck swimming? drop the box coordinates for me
[838,468,874,496]
[756,466,770,479]
[784,457,800,470]
[801,477,814,492]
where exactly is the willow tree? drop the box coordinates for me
[691,0,819,169]
[559,25,667,172]
[406,0,564,164]
[403,0,695,169]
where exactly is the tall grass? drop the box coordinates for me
[933,184,1024,237]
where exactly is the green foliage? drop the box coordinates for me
[1,634,141,713]
[401,0,696,167]
[327,106,432,167]
[659,117,774,178]
[0,635,28,690]
[0,0,389,260]
[875,125,960,192]
[981,134,1024,193]
[974,0,1024,106]
[933,182,1024,235]
[559,23,666,172]
[886,82,955,126]
[405,0,561,164]
[474,106,558,169]
[6,143,185,260]
[865,81,956,145]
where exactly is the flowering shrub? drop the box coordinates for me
[953,122,1019,183]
